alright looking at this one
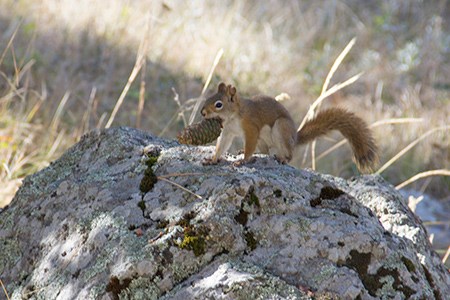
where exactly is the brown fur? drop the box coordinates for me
[201,83,378,172]
[297,108,379,172]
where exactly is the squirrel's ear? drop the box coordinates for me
[228,85,237,102]
[218,82,227,93]
[229,86,236,97]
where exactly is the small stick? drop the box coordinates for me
[158,177,203,200]
[158,172,229,179]
[157,172,206,179]
[149,231,164,244]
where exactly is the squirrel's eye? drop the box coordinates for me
[215,101,223,109]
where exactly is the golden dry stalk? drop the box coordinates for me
[177,118,222,145]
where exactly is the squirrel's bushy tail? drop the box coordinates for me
[297,108,379,173]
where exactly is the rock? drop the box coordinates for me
[399,189,450,249]
[0,127,448,300]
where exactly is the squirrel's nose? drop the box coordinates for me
[201,108,206,117]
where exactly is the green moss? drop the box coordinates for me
[176,211,196,228]
[137,200,146,212]
[139,155,159,193]
[244,231,257,251]
[178,225,208,257]
[156,219,169,229]
[235,186,261,226]
[248,189,260,208]
[401,256,416,273]
[145,156,158,167]
[174,211,202,263]
[179,234,206,257]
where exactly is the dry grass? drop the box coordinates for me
[396,169,450,190]
[0,278,10,300]
[0,0,449,255]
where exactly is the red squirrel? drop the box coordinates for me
[201,83,378,172]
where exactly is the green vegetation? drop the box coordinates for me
[244,230,258,251]
[179,232,206,257]
[139,155,158,193]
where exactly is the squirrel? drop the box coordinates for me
[201,82,379,173]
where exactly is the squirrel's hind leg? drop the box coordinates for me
[270,118,296,163]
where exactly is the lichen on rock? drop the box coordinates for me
[0,127,448,300]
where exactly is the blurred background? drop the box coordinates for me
[0,1,448,261]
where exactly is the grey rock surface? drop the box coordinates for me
[0,127,448,300]
[399,189,450,249]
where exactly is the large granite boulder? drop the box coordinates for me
[0,127,448,299]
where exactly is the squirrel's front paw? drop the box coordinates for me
[232,159,246,167]
[202,157,220,166]
[232,157,256,167]
[273,155,288,164]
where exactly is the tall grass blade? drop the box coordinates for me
[105,18,149,129]
[0,21,21,68]
[395,169,450,190]
[105,52,145,129]
[298,72,363,132]
[188,48,223,125]
[0,278,10,300]
[310,38,357,169]
[79,87,96,137]
[321,37,356,94]
[50,92,71,132]
[136,59,147,129]
[376,126,450,174]
[442,246,450,264]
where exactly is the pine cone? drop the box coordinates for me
[177,118,222,145]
